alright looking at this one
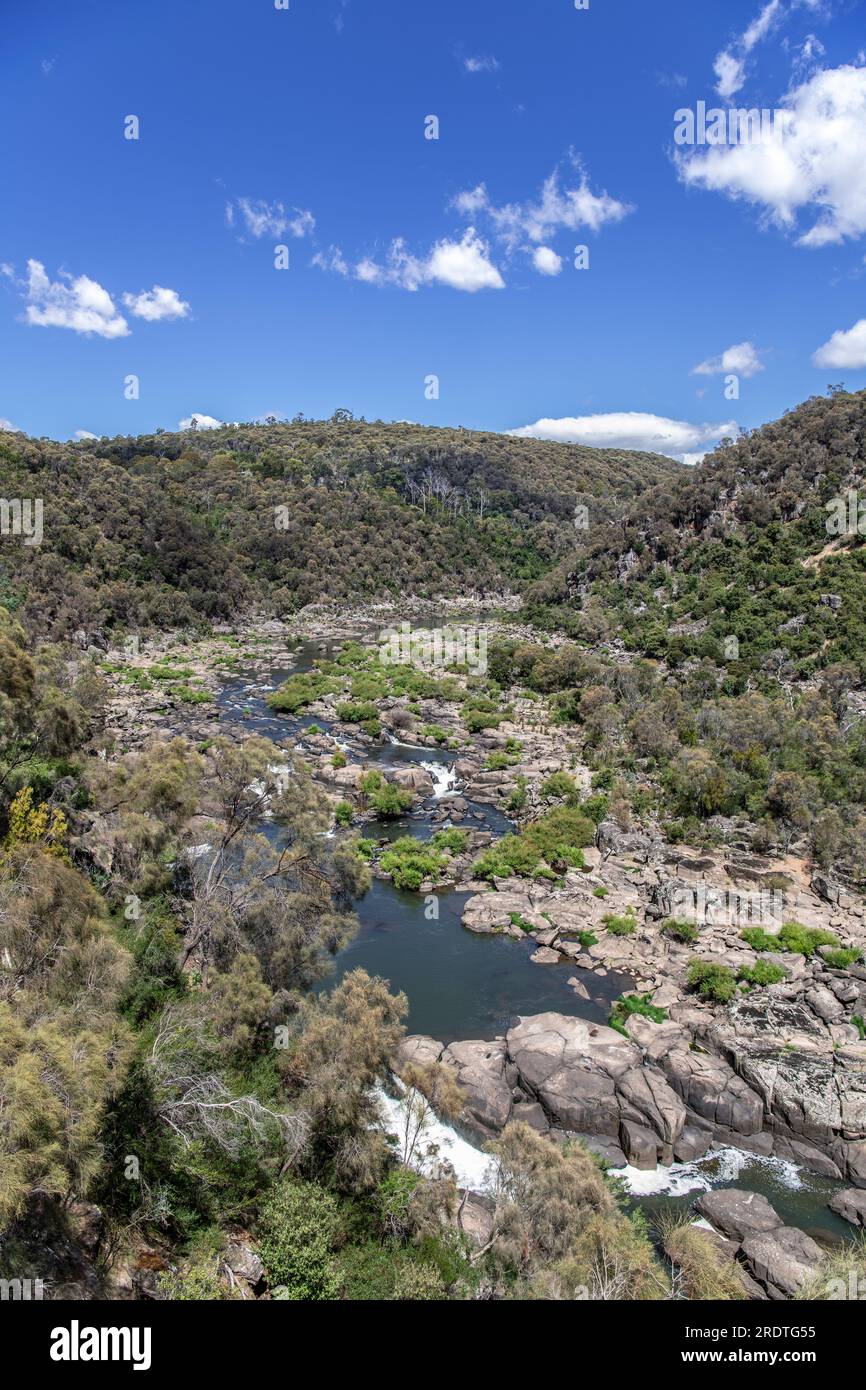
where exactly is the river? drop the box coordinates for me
[216,635,854,1247]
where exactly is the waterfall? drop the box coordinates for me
[421,760,459,799]
[373,1082,494,1192]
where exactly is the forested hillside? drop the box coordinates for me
[0,417,678,640]
[528,388,866,682]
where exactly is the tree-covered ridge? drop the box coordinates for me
[0,417,680,639]
[527,388,866,682]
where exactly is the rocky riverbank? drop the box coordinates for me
[89,603,866,1210]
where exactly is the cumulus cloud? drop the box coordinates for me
[532,246,563,276]
[122,286,190,321]
[675,64,866,248]
[453,159,633,253]
[74,429,98,440]
[226,198,315,240]
[812,318,866,368]
[319,228,504,292]
[24,260,129,338]
[508,411,738,462]
[691,341,765,377]
[0,418,20,432]
[178,413,224,430]
[463,55,499,74]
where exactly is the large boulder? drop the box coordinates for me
[659,1048,764,1136]
[616,1066,687,1151]
[828,1188,866,1227]
[441,1039,513,1136]
[695,1189,782,1244]
[462,891,546,935]
[619,1119,658,1169]
[506,1014,637,1137]
[740,1226,824,1300]
[394,1035,444,1072]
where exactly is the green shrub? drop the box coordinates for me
[581,793,610,825]
[609,992,667,1035]
[474,806,593,880]
[485,751,517,771]
[430,827,467,854]
[258,1179,340,1300]
[332,749,347,769]
[541,771,579,801]
[369,783,414,819]
[464,706,505,733]
[379,837,447,890]
[603,910,637,937]
[267,672,337,713]
[738,959,786,987]
[507,775,528,811]
[662,918,699,944]
[337,700,381,732]
[824,947,862,970]
[742,922,838,957]
[687,959,737,1003]
[334,800,354,827]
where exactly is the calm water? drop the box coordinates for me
[217,637,630,1041]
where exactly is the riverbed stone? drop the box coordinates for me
[659,1048,764,1135]
[394,1035,444,1073]
[441,1039,513,1136]
[619,1119,658,1169]
[695,1189,782,1244]
[530,945,560,965]
[828,1187,866,1227]
[740,1225,824,1300]
[673,1124,713,1162]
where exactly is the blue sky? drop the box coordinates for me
[2,0,866,459]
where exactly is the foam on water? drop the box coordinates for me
[374,1082,494,1192]
[421,760,459,799]
[620,1146,806,1197]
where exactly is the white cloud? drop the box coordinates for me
[532,246,563,276]
[712,0,793,97]
[812,318,866,368]
[24,260,129,338]
[675,65,866,248]
[426,231,504,291]
[320,229,504,292]
[74,429,98,440]
[178,413,224,430]
[311,245,350,276]
[508,411,738,462]
[453,159,633,251]
[0,418,20,432]
[464,55,499,74]
[226,198,315,240]
[691,340,765,377]
[122,285,190,321]
[714,51,747,99]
